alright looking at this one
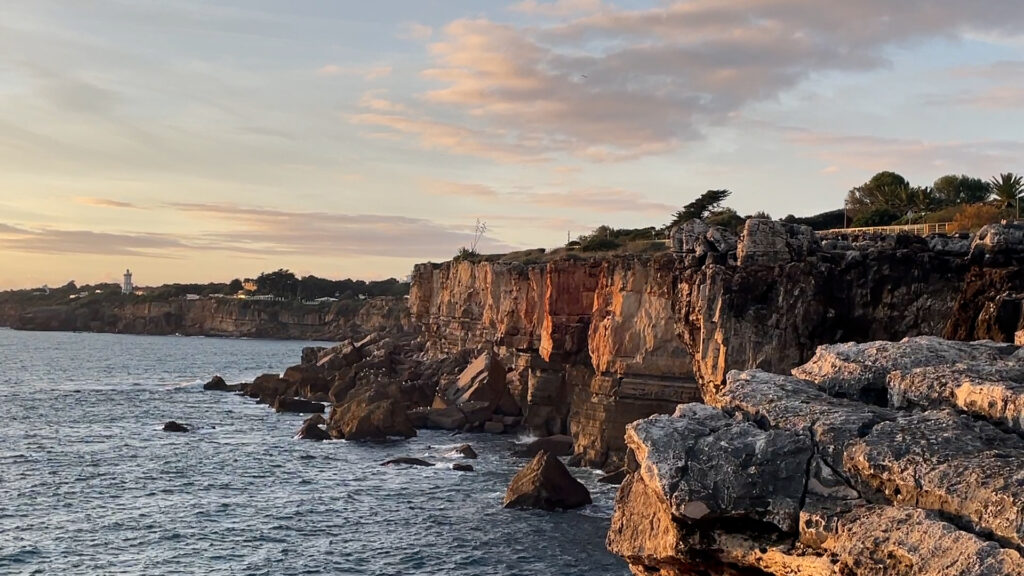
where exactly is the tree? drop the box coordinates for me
[670,189,731,227]
[846,172,937,222]
[256,269,298,298]
[932,174,990,206]
[990,173,1024,214]
[226,279,243,293]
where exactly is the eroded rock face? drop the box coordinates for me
[608,339,1024,575]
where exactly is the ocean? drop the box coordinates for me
[0,328,628,575]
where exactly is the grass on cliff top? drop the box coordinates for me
[468,239,669,265]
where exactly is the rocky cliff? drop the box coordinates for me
[410,255,698,469]
[408,220,1024,469]
[6,297,409,341]
[607,337,1024,576]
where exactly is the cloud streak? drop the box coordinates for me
[73,197,139,209]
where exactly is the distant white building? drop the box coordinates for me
[122,269,133,294]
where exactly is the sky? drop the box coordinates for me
[1,0,1023,289]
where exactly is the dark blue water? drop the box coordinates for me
[0,328,627,575]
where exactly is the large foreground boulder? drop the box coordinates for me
[503,451,592,511]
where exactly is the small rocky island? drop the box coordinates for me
[205,219,1024,574]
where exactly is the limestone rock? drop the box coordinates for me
[822,506,1024,576]
[844,410,1024,551]
[503,451,592,511]
[629,404,811,532]
[736,219,817,267]
[793,336,1015,403]
[887,361,1024,433]
[452,463,474,472]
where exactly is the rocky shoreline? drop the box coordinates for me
[200,219,1024,574]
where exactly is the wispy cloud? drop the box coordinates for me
[73,197,139,209]
[397,22,433,40]
[510,0,606,17]
[316,64,392,80]
[425,180,499,199]
[355,2,1024,163]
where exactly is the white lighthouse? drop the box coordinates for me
[122,269,133,294]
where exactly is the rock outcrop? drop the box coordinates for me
[607,338,1024,575]
[503,451,592,511]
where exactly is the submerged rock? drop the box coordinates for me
[511,434,574,458]
[452,463,474,472]
[203,375,227,391]
[381,457,434,467]
[162,421,189,433]
[451,444,478,459]
[503,451,591,511]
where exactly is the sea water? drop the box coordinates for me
[0,328,628,575]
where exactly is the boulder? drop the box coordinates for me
[272,397,326,414]
[301,346,327,365]
[512,434,574,458]
[317,340,363,371]
[281,364,330,397]
[451,444,478,459]
[437,351,509,414]
[407,407,430,429]
[243,373,291,403]
[503,450,592,511]
[327,385,416,441]
[162,421,189,433]
[452,463,474,472]
[203,375,227,391]
[459,400,494,426]
[426,406,466,430]
[381,457,434,467]
[483,421,504,434]
[295,417,331,441]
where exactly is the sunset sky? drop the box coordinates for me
[2,0,1023,289]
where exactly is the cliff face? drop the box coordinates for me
[409,221,1024,469]
[7,297,409,341]
[410,255,698,468]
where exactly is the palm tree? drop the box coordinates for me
[990,173,1024,219]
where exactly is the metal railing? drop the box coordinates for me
[819,222,954,237]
